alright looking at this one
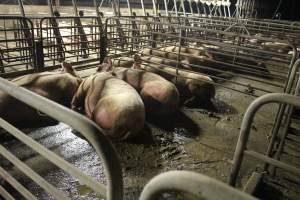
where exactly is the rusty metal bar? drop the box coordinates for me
[140,170,258,200]
[229,93,300,186]
[0,77,123,200]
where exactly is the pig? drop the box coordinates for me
[260,42,292,54]
[142,46,269,78]
[133,55,215,106]
[111,57,134,68]
[141,46,221,75]
[98,57,180,116]
[71,62,145,140]
[0,62,82,127]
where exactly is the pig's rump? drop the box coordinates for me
[84,75,145,140]
[140,80,179,115]
[113,68,179,116]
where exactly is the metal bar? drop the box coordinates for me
[164,0,169,16]
[173,0,178,17]
[127,0,133,16]
[245,150,300,176]
[140,170,257,200]
[46,0,66,61]
[152,0,157,15]
[229,93,300,186]
[269,67,300,175]
[72,0,89,58]
[0,145,69,199]
[0,185,15,200]
[0,118,107,196]
[17,0,26,17]
[265,59,300,171]
[189,0,193,14]
[243,171,263,195]
[0,77,123,200]
[0,166,38,200]
[180,0,186,17]
[140,0,146,16]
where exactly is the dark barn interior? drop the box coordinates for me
[0,0,300,200]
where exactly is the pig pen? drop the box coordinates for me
[0,13,300,200]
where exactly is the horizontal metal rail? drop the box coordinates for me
[0,16,36,75]
[105,16,296,97]
[228,93,300,186]
[140,170,257,200]
[0,77,123,200]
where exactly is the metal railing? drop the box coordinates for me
[0,15,107,78]
[0,16,36,77]
[40,16,106,69]
[0,77,123,200]
[105,16,297,97]
[140,170,257,200]
[228,93,300,186]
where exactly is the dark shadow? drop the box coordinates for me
[125,124,155,144]
[183,96,217,112]
[183,97,237,115]
[254,181,284,200]
[146,110,200,138]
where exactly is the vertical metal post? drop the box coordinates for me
[223,0,227,18]
[72,0,89,58]
[203,2,208,17]
[180,0,186,17]
[18,0,26,17]
[235,0,240,18]
[164,0,169,16]
[47,0,65,61]
[173,0,178,17]
[196,1,201,16]
[140,0,146,16]
[152,0,157,15]
[227,0,231,17]
[189,0,193,14]
[34,40,44,71]
[126,0,133,16]
[18,0,36,69]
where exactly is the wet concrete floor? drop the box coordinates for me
[0,69,300,200]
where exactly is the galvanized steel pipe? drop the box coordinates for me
[140,170,257,200]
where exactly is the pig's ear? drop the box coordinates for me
[62,62,78,77]
[106,58,113,71]
[97,58,113,72]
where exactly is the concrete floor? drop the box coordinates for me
[1,66,299,200]
[0,5,299,200]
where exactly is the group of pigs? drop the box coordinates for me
[0,48,216,141]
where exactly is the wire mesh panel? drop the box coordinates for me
[105,16,296,97]
[40,16,105,69]
[0,16,35,77]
